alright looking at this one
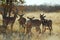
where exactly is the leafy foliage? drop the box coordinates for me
[1,0,25,4]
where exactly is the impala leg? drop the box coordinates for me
[42,25,44,33]
[49,26,52,35]
[36,26,41,34]
[11,23,14,34]
[22,24,25,33]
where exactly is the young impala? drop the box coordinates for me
[18,14,26,31]
[40,14,52,35]
[26,17,41,34]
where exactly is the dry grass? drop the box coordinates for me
[0,11,60,40]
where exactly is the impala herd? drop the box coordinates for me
[0,11,52,35]
[18,14,52,35]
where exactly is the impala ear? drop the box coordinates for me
[22,14,24,16]
[32,17,35,19]
[44,16,46,17]
[42,14,44,15]
[27,17,30,19]
[19,14,24,17]
[40,14,41,15]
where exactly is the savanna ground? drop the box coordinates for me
[0,11,60,40]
